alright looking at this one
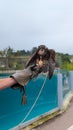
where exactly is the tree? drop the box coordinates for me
[3,46,14,57]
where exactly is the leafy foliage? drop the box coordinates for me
[0,46,73,70]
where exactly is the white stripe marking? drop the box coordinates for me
[67,125,73,130]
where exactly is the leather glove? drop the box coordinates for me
[10,66,34,105]
[10,66,33,87]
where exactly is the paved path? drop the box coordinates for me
[34,101,73,130]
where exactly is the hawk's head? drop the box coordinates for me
[37,45,48,56]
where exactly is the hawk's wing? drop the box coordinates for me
[47,49,56,79]
[25,51,38,68]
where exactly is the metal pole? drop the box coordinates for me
[69,71,73,91]
[57,73,63,110]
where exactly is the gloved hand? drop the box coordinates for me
[10,64,41,105]
[10,66,34,105]
[10,66,33,87]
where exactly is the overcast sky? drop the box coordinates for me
[0,0,73,54]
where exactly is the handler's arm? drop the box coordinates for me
[0,77,17,90]
[0,65,35,90]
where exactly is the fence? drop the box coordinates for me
[0,71,73,130]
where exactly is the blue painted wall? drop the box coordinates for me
[0,74,58,130]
